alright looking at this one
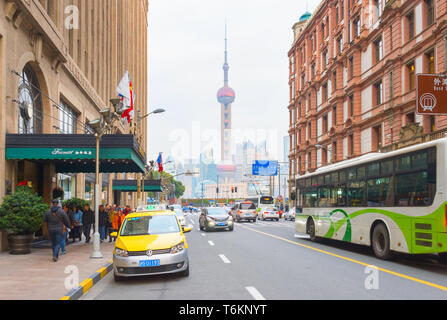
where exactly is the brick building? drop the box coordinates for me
[288,0,447,191]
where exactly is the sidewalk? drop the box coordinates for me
[0,235,114,300]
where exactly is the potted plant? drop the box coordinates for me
[0,186,49,254]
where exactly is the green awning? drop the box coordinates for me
[112,179,163,192]
[6,134,146,173]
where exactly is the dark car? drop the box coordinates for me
[199,207,234,232]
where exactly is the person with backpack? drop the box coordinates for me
[43,200,71,262]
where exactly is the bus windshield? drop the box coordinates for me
[260,196,274,205]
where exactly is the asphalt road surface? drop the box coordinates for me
[82,213,447,300]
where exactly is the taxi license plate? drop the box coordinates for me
[139,259,160,267]
[217,222,226,226]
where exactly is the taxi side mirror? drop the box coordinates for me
[183,226,192,233]
[110,232,118,238]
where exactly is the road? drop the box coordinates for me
[82,213,447,300]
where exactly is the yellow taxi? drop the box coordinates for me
[110,205,192,281]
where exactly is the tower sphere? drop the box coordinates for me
[217,86,235,105]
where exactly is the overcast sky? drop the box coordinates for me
[146,0,318,164]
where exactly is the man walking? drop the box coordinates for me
[82,204,95,244]
[43,200,71,262]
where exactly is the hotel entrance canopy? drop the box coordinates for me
[112,179,163,192]
[5,134,146,173]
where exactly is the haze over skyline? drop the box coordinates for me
[146,0,319,164]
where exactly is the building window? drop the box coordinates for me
[336,4,339,22]
[333,71,337,91]
[333,105,337,126]
[337,35,343,54]
[349,134,354,156]
[406,112,415,124]
[353,17,360,38]
[426,50,434,74]
[322,83,328,102]
[323,114,328,133]
[310,35,314,53]
[291,55,296,74]
[321,22,325,40]
[332,141,337,162]
[301,73,306,89]
[374,36,383,63]
[426,0,434,26]
[323,50,328,69]
[59,99,78,134]
[340,0,344,21]
[374,0,382,20]
[389,71,394,100]
[308,152,312,170]
[18,64,43,134]
[308,122,312,139]
[374,80,383,106]
[373,125,382,151]
[407,11,415,40]
[298,128,302,144]
[408,61,415,90]
[349,56,354,79]
[349,94,354,117]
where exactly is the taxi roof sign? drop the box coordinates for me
[136,204,166,212]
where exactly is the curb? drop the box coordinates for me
[61,261,113,300]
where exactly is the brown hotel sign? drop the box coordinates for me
[417,74,447,115]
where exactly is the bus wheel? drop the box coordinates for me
[307,218,317,242]
[371,223,394,260]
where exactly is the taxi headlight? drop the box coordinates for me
[115,248,128,257]
[170,242,185,254]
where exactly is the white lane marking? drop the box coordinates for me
[246,287,266,300]
[208,240,215,246]
[219,254,231,264]
[201,233,206,236]
[191,220,195,225]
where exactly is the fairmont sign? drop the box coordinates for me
[51,148,93,156]
[416,74,447,115]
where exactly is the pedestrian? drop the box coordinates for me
[61,204,73,255]
[71,205,83,242]
[106,205,114,242]
[123,205,132,216]
[111,209,122,242]
[43,200,71,262]
[82,204,94,244]
[98,205,108,242]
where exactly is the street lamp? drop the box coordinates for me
[89,99,125,259]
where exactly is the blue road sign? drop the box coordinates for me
[252,160,278,176]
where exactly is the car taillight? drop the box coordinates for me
[238,211,242,215]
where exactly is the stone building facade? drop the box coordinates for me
[0,0,148,214]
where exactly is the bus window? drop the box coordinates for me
[347,168,356,180]
[396,155,411,171]
[412,152,427,169]
[381,159,393,175]
[347,181,365,206]
[304,189,317,207]
[318,187,330,207]
[367,177,392,207]
[357,166,365,179]
[395,171,432,206]
[334,185,346,206]
[367,163,380,177]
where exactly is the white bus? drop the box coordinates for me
[294,138,447,262]
[245,196,275,212]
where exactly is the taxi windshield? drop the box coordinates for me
[120,215,180,236]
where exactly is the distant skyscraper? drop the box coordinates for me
[217,23,236,162]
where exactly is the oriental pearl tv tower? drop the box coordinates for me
[217,24,236,162]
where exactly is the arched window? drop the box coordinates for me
[18,64,43,134]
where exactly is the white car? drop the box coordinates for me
[284,208,296,221]
[258,207,279,221]
[174,209,187,228]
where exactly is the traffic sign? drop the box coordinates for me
[416,74,447,115]
[252,160,278,176]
